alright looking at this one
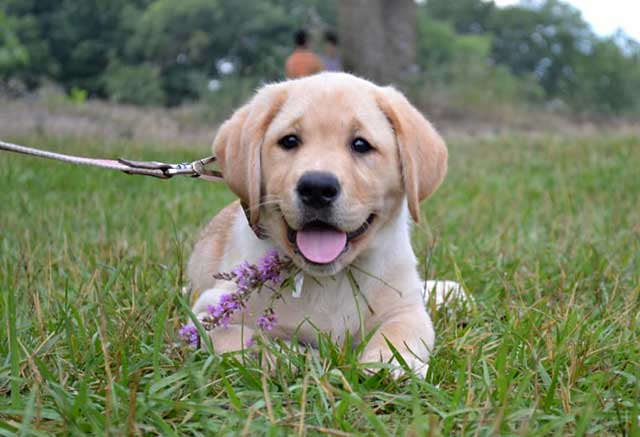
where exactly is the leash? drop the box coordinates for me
[0,139,272,238]
[0,139,223,181]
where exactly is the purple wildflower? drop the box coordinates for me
[232,261,260,291]
[179,324,200,347]
[219,292,244,310]
[206,292,246,328]
[183,249,291,345]
[257,310,277,331]
[257,249,284,284]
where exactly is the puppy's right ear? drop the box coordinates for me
[214,85,287,225]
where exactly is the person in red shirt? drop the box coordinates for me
[285,29,324,79]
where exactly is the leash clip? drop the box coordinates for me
[188,156,223,181]
[117,156,223,181]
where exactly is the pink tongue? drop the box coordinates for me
[296,227,347,264]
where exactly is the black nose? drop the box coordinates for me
[296,171,341,209]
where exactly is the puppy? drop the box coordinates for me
[187,72,447,377]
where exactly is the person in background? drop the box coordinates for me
[285,29,324,79]
[321,30,342,72]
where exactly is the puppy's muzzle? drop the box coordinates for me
[296,171,341,210]
[287,171,374,266]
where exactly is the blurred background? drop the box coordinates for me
[1,0,639,144]
[2,4,640,434]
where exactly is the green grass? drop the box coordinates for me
[1,133,639,435]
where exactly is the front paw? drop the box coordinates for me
[202,324,256,354]
[359,346,428,378]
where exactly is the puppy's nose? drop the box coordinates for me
[296,171,341,209]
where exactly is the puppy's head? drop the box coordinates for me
[215,73,447,276]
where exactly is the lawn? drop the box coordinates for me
[1,132,639,435]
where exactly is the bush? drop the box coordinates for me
[416,11,545,115]
[0,11,29,81]
[104,63,166,106]
[418,14,491,66]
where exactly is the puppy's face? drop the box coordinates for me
[259,79,403,275]
[215,73,447,276]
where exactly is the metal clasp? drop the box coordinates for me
[188,156,223,181]
[117,156,223,181]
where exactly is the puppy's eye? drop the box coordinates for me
[278,135,300,150]
[351,137,373,154]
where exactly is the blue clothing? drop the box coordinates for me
[321,55,342,72]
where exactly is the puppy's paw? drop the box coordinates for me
[422,280,472,308]
[198,324,256,354]
[359,347,428,379]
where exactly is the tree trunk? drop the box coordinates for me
[337,0,417,85]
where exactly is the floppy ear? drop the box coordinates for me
[214,85,287,225]
[376,87,448,222]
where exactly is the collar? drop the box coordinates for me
[241,202,267,240]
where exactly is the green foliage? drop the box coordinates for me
[2,0,149,93]
[570,35,640,113]
[1,0,639,113]
[416,10,545,111]
[105,62,166,106]
[487,0,640,113]
[418,14,490,65]
[126,0,335,105]
[0,11,29,80]
[488,1,591,95]
[0,0,336,105]
[1,0,55,88]
[425,0,496,34]
[68,86,87,104]
[420,0,640,114]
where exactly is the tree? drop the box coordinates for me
[486,0,640,111]
[2,0,149,94]
[425,0,496,34]
[572,35,640,113]
[337,0,417,84]
[0,11,29,82]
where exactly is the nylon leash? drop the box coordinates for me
[0,139,223,182]
[0,139,275,239]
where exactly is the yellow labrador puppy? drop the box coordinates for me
[187,72,447,376]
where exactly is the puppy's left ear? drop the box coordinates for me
[214,84,288,225]
[376,87,448,222]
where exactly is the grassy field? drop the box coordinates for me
[1,132,639,435]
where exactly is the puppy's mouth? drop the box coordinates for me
[286,214,375,265]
